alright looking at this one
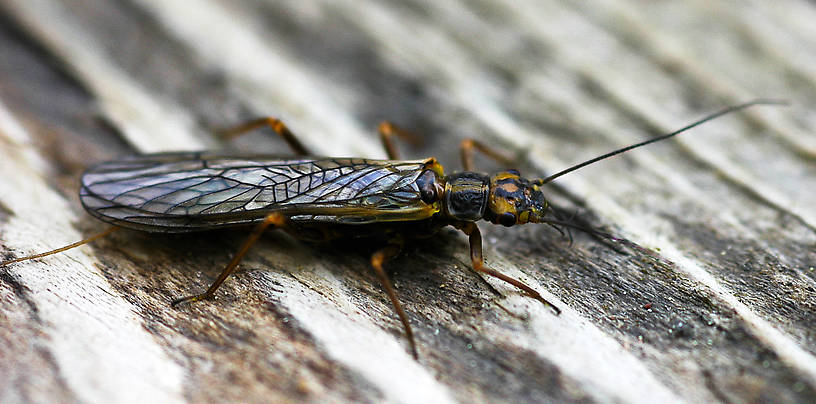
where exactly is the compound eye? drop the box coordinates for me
[499,212,516,227]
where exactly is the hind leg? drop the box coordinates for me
[220,117,310,155]
[172,213,287,306]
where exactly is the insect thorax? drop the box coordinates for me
[442,172,490,221]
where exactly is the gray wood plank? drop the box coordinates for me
[1,1,814,403]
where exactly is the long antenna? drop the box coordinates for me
[534,99,788,185]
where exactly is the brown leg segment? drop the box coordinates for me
[459,138,513,171]
[172,213,287,306]
[458,222,561,315]
[378,121,422,160]
[370,240,419,359]
[220,117,310,155]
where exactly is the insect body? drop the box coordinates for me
[78,151,564,357]
[1,100,783,358]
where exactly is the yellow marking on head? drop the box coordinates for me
[495,172,520,180]
[500,183,519,193]
[488,194,517,215]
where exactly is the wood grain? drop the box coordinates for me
[1,1,814,403]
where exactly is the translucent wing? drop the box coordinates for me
[80,152,439,232]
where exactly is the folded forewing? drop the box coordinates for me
[80,152,435,232]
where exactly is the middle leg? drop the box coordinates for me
[459,138,514,171]
[378,121,422,160]
[370,238,419,358]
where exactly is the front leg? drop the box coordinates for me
[457,222,561,315]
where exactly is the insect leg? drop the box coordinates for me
[457,222,561,315]
[459,139,513,171]
[219,117,310,155]
[378,121,422,160]
[370,239,419,359]
[171,213,287,307]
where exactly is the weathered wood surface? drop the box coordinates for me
[0,1,814,403]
